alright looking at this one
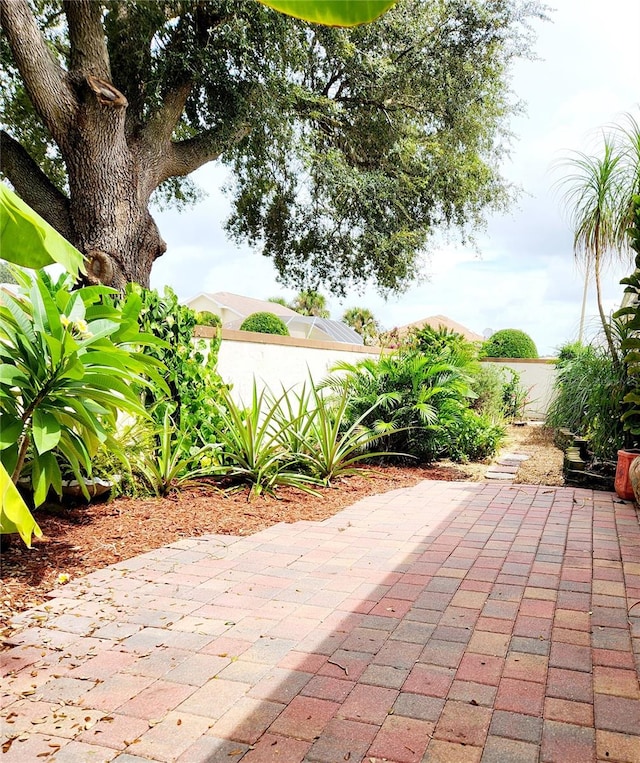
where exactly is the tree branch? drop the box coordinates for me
[63,0,111,79]
[157,123,252,184]
[1,131,73,241]
[0,0,77,142]
[143,81,193,148]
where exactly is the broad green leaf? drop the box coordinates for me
[32,409,61,454]
[0,416,23,449]
[0,184,84,275]
[257,0,395,26]
[0,365,28,386]
[0,461,42,547]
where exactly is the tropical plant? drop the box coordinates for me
[240,312,290,336]
[546,328,628,460]
[290,383,406,484]
[208,384,321,497]
[481,329,538,359]
[1,0,545,289]
[555,137,628,359]
[613,195,640,441]
[325,350,487,463]
[342,307,380,345]
[0,267,166,508]
[135,285,226,452]
[556,340,588,364]
[290,290,330,318]
[135,406,217,497]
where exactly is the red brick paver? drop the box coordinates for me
[2,482,640,761]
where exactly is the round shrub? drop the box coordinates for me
[240,312,290,336]
[195,310,222,328]
[481,329,538,359]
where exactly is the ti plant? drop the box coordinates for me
[0,268,167,511]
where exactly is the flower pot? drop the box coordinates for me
[614,449,640,500]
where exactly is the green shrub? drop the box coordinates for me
[481,329,538,358]
[445,409,505,463]
[471,365,505,420]
[240,312,290,336]
[196,310,222,329]
[546,343,626,460]
[133,285,226,452]
[324,350,502,463]
[556,340,587,364]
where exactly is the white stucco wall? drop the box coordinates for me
[195,327,380,404]
[195,328,558,418]
[479,358,557,420]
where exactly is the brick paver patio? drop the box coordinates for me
[1,481,640,762]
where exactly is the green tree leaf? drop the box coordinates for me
[32,409,62,454]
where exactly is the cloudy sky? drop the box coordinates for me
[151,0,640,356]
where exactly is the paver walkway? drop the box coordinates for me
[2,481,640,763]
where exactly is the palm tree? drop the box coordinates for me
[342,307,380,345]
[290,290,330,318]
[556,135,628,364]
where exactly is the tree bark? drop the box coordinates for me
[0,0,252,289]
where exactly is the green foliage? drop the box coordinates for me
[289,291,330,318]
[135,406,216,497]
[0,185,84,275]
[324,350,501,463]
[275,382,406,484]
[546,340,627,460]
[1,462,42,547]
[481,329,538,359]
[470,365,526,422]
[259,0,396,26]
[2,1,545,294]
[342,307,380,346]
[444,409,505,463]
[556,340,589,364]
[411,325,480,365]
[240,312,290,336]
[614,195,640,438]
[0,268,164,507]
[195,310,222,329]
[208,384,321,498]
[134,285,226,452]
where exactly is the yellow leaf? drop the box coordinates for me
[257,0,396,27]
[0,462,42,547]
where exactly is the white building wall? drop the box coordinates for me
[195,328,557,418]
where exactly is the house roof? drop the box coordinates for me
[186,291,300,319]
[396,315,484,343]
[225,314,364,345]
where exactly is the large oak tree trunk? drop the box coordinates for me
[0,0,227,290]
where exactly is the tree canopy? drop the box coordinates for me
[1,0,545,292]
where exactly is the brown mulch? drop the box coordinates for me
[0,425,564,643]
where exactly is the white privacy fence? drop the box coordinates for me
[194,327,557,419]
